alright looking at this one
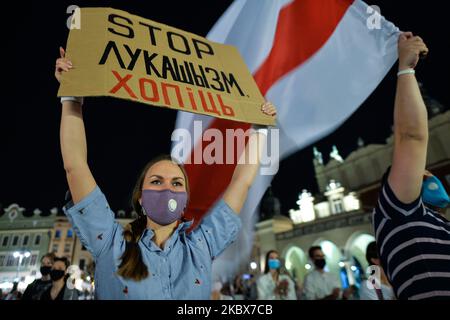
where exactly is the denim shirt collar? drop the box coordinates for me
[140,219,194,252]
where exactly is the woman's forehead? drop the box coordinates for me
[145,160,184,178]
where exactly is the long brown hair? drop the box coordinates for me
[117,154,189,281]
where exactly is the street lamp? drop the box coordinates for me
[13,250,31,281]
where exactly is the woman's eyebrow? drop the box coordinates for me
[149,175,184,181]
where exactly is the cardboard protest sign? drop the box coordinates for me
[58,7,274,126]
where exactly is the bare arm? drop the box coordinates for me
[223,102,277,213]
[388,32,429,204]
[56,47,96,203]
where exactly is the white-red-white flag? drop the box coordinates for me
[173,0,399,280]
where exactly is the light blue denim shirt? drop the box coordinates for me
[63,186,241,300]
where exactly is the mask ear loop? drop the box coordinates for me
[139,196,148,218]
[181,194,189,221]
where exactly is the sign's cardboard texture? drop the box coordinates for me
[58,8,274,126]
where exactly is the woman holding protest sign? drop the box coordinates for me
[55,47,276,299]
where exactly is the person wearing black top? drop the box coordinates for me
[40,257,78,300]
[373,32,450,299]
[22,253,55,300]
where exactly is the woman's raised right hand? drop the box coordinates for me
[55,47,73,83]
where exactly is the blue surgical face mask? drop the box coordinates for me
[268,259,281,270]
[422,176,450,208]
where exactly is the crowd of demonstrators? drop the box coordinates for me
[214,245,371,301]
[221,32,449,302]
[3,32,447,302]
[0,253,82,300]
[223,243,395,301]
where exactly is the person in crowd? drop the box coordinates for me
[359,241,395,300]
[233,274,247,300]
[233,273,257,300]
[40,257,79,300]
[55,47,277,299]
[22,252,55,300]
[372,32,450,300]
[257,250,297,300]
[303,246,354,300]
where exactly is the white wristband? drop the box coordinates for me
[397,68,415,77]
[61,96,84,106]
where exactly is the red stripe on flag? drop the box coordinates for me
[183,0,353,226]
[254,0,353,95]
[184,120,251,223]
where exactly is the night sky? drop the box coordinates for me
[3,1,449,216]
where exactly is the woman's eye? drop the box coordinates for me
[173,181,183,187]
[151,180,161,185]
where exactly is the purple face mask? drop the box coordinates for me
[141,189,188,226]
